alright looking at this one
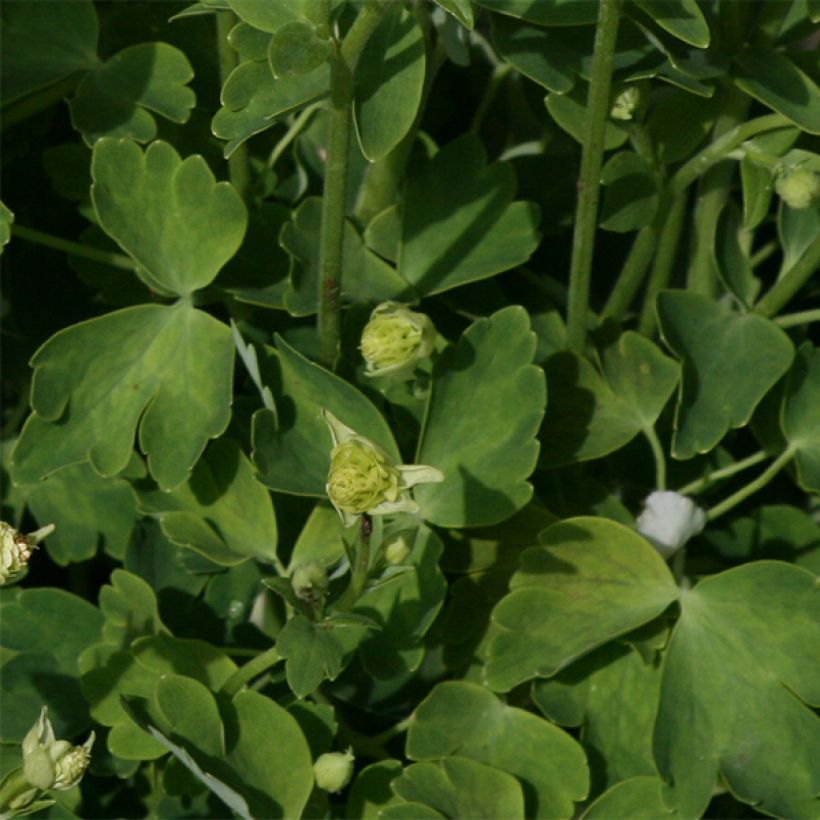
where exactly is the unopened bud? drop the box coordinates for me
[313,748,354,793]
[360,302,436,378]
[1,522,53,586]
[610,86,641,121]
[636,491,705,559]
[22,708,94,792]
[775,166,819,209]
[291,561,328,605]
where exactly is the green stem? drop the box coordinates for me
[677,450,768,496]
[705,447,796,522]
[775,307,820,328]
[317,1,386,368]
[11,225,136,271]
[601,222,659,320]
[470,63,511,132]
[686,88,749,295]
[268,103,321,169]
[334,519,372,612]
[0,768,39,815]
[671,547,688,587]
[752,234,820,318]
[566,0,622,352]
[750,239,778,270]
[669,113,789,196]
[216,11,251,202]
[220,646,282,699]
[643,426,667,490]
[638,190,687,336]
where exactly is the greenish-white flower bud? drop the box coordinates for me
[384,533,412,565]
[323,411,443,527]
[636,491,705,559]
[291,561,329,604]
[1,522,53,586]
[610,85,641,121]
[775,166,820,209]
[313,748,354,793]
[22,708,94,792]
[360,302,436,377]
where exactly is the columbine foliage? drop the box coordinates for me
[1,1,819,818]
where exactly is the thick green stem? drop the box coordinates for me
[775,307,820,328]
[317,2,385,368]
[220,646,282,699]
[216,11,251,202]
[334,520,372,612]
[677,449,768,496]
[638,191,687,336]
[752,234,820,318]
[566,0,622,352]
[11,225,135,271]
[705,447,796,522]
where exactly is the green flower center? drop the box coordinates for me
[327,441,400,514]
[360,315,424,370]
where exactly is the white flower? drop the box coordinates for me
[323,410,443,528]
[360,302,436,378]
[636,491,705,559]
[22,707,94,791]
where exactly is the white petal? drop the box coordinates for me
[397,464,444,488]
[370,497,420,517]
[321,409,359,448]
[636,491,706,558]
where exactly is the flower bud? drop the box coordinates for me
[22,708,94,792]
[775,166,820,209]
[313,748,354,793]
[610,85,641,121]
[323,410,443,528]
[636,491,705,559]
[291,561,328,605]
[384,532,412,565]
[1,522,53,586]
[360,302,436,378]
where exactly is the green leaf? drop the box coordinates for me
[354,4,426,162]
[0,0,98,106]
[491,15,576,92]
[12,302,234,491]
[654,562,820,818]
[485,517,678,692]
[391,757,525,819]
[281,197,410,315]
[225,0,301,32]
[546,91,629,151]
[276,615,346,698]
[647,90,717,164]
[532,643,662,790]
[408,681,589,818]
[732,48,820,135]
[252,334,399,496]
[69,43,195,145]
[477,0,599,26]
[269,21,331,79]
[599,152,660,232]
[781,343,820,492]
[713,201,759,308]
[0,589,102,740]
[415,307,545,527]
[433,0,474,29]
[154,675,224,756]
[137,438,278,566]
[212,60,329,158]
[582,776,682,819]
[0,200,13,254]
[740,156,773,231]
[225,690,314,818]
[288,501,345,571]
[99,569,165,648]
[656,291,794,459]
[19,461,138,565]
[348,760,405,819]
[91,139,247,296]
[778,200,820,278]
[633,0,710,48]
[398,135,540,295]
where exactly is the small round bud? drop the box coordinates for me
[1,522,53,586]
[636,491,705,559]
[775,166,820,209]
[360,302,436,378]
[327,440,401,518]
[22,707,94,792]
[313,748,354,793]
[384,533,412,565]
[610,86,641,121]
[291,561,328,604]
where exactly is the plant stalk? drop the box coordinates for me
[643,426,667,490]
[677,450,768,496]
[317,1,386,367]
[334,517,372,612]
[752,234,820,319]
[220,646,282,699]
[775,307,820,328]
[11,225,136,271]
[601,222,659,320]
[566,0,622,351]
[705,447,796,522]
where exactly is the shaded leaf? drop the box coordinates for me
[99,569,165,649]
[433,0,474,29]
[713,201,758,307]
[781,342,820,492]
[269,21,330,78]
[415,307,545,527]
[476,0,598,26]
[600,152,660,233]
[0,201,13,254]
[277,615,345,698]
[582,776,682,819]
[633,0,710,48]
[12,303,234,491]
[546,90,629,151]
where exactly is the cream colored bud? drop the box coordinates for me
[313,748,354,793]
[384,533,412,565]
[22,708,94,792]
[636,491,706,559]
[291,561,329,604]
[775,166,820,209]
[360,302,436,377]
[610,86,641,121]
[1,522,53,586]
